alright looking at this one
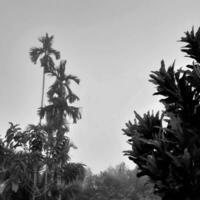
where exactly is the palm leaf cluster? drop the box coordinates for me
[123,27,200,200]
[0,34,85,200]
[30,33,60,73]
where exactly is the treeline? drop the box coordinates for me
[74,163,160,200]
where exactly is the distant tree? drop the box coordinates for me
[123,27,200,200]
[76,163,159,200]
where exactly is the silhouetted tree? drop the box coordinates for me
[123,27,200,200]
[38,58,82,200]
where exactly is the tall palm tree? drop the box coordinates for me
[29,34,83,200]
[30,35,60,200]
[39,60,81,200]
[29,33,60,123]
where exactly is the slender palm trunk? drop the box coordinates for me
[57,162,62,200]
[33,67,45,200]
[56,131,62,200]
[39,67,45,124]
[44,147,50,200]
[40,66,48,199]
[44,165,48,200]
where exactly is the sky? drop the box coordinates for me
[0,0,200,173]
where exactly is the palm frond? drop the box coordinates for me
[49,48,60,60]
[65,106,81,123]
[66,85,80,103]
[38,107,45,120]
[65,74,80,85]
[66,93,80,103]
[40,55,55,73]
[56,60,66,80]
[47,80,66,101]
[38,33,54,51]
[29,47,44,64]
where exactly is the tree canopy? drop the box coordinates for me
[123,27,200,200]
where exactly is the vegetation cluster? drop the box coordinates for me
[2,27,200,200]
[0,34,84,200]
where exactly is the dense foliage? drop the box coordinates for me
[123,27,200,200]
[0,34,84,200]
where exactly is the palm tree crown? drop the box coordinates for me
[29,33,60,73]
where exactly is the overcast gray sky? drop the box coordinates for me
[0,0,200,173]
